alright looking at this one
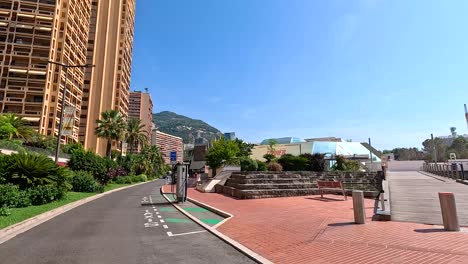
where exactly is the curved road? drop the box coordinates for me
[0,180,254,264]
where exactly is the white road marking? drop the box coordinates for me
[144,222,159,228]
[145,215,153,219]
[155,212,159,214]
[157,215,162,218]
[148,219,153,222]
[160,219,165,223]
[167,230,207,237]
[149,196,153,204]
[163,225,168,229]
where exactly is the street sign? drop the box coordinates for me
[62,106,76,136]
[170,151,177,161]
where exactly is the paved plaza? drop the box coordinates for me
[163,183,468,264]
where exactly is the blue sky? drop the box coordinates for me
[131,0,468,150]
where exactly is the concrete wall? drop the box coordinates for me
[250,143,313,161]
[387,160,425,171]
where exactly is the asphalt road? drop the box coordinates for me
[0,180,255,264]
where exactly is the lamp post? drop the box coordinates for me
[46,61,94,163]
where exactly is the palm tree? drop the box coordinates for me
[126,118,148,154]
[0,113,33,140]
[95,110,126,157]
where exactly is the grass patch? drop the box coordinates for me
[0,181,144,230]
[0,192,94,229]
[104,183,132,192]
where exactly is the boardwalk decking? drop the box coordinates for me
[388,171,468,226]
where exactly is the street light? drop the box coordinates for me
[46,60,95,163]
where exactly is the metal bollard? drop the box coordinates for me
[353,190,366,224]
[438,192,460,231]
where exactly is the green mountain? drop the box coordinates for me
[152,111,222,144]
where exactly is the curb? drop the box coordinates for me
[160,188,273,264]
[0,180,155,245]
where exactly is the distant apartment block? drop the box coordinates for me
[79,0,136,156]
[128,91,153,152]
[0,0,92,142]
[152,130,183,164]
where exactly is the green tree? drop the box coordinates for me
[267,139,278,152]
[205,138,240,176]
[95,110,126,157]
[140,145,165,177]
[422,137,447,162]
[0,114,33,140]
[234,138,254,158]
[126,118,148,154]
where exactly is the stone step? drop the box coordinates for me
[224,182,316,190]
[230,173,306,180]
[219,185,379,199]
[227,178,312,184]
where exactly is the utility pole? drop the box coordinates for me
[46,61,94,163]
[368,138,373,172]
[431,133,437,163]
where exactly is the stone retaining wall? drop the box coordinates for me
[230,171,380,191]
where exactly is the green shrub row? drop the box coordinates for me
[0,183,66,208]
[113,174,147,184]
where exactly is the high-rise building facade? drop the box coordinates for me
[152,130,183,164]
[0,0,92,142]
[129,91,153,151]
[79,0,136,156]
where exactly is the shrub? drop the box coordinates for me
[69,171,99,193]
[240,158,258,171]
[0,139,26,153]
[130,174,147,183]
[278,154,308,171]
[267,162,283,172]
[61,143,84,154]
[0,205,11,216]
[68,150,106,181]
[332,155,361,172]
[256,160,267,171]
[263,153,276,163]
[4,153,71,192]
[28,185,61,205]
[95,184,105,193]
[300,153,325,172]
[114,175,136,184]
[0,184,19,207]
[106,166,128,179]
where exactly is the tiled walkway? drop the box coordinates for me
[162,185,468,264]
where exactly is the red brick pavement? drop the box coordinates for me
[162,185,468,264]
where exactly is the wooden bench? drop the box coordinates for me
[316,180,347,200]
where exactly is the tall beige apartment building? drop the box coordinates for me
[128,91,152,152]
[0,0,92,142]
[0,0,136,156]
[79,0,136,156]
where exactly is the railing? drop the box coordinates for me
[422,162,467,181]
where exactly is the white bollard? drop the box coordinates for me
[439,192,460,231]
[353,190,366,224]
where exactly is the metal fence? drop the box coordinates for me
[422,162,467,180]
